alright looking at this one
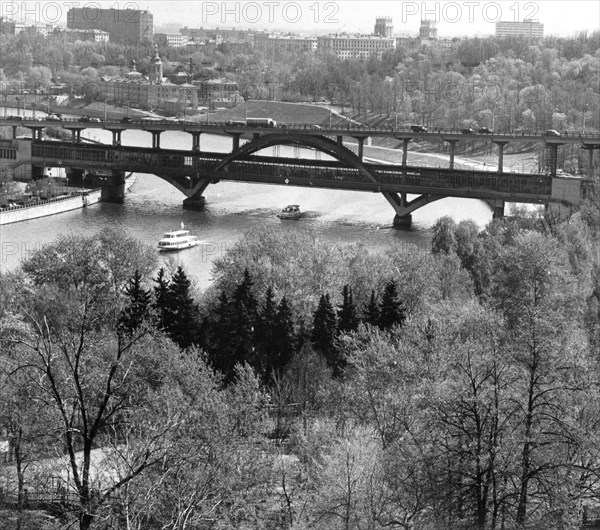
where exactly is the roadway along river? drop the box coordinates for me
[0,113,493,288]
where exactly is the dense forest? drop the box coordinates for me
[0,30,598,133]
[1,184,600,529]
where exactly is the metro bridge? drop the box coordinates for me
[1,118,598,226]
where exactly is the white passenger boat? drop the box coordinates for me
[157,223,199,251]
[277,205,302,220]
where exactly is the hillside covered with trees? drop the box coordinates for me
[1,184,600,529]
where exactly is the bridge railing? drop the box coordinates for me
[8,118,598,139]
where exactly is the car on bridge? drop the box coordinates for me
[6,115,22,120]
[477,127,493,134]
[79,115,100,123]
[545,129,561,137]
[46,114,62,121]
[120,116,133,123]
[461,128,475,134]
[410,125,428,133]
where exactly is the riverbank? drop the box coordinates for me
[0,189,101,225]
[0,176,136,226]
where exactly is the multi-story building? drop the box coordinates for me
[495,20,544,38]
[374,17,393,37]
[317,34,396,59]
[67,7,153,43]
[195,79,239,105]
[419,19,438,40]
[64,28,110,43]
[254,33,317,53]
[154,33,189,47]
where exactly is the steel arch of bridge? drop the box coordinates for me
[213,132,442,217]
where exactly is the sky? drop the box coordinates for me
[3,1,599,38]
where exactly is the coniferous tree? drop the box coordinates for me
[164,266,200,349]
[230,268,259,371]
[152,267,170,331]
[337,284,359,333]
[255,286,278,381]
[379,279,406,330]
[118,270,151,334]
[363,289,381,327]
[311,293,340,374]
[272,295,295,375]
[207,291,237,378]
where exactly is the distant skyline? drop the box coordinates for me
[3,1,599,38]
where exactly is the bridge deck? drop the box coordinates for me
[2,118,599,145]
[25,140,579,205]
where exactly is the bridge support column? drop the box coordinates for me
[100,170,126,204]
[29,127,43,140]
[444,139,458,169]
[583,145,597,177]
[393,213,412,228]
[182,196,206,210]
[351,137,366,160]
[12,126,17,139]
[151,131,162,149]
[491,199,505,219]
[231,133,242,151]
[191,132,201,151]
[493,141,509,173]
[71,129,82,142]
[401,138,411,166]
[337,135,343,146]
[110,130,122,146]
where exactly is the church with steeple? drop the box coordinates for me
[148,44,163,84]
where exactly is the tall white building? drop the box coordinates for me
[496,20,544,38]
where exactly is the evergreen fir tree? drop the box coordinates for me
[230,268,258,368]
[164,266,200,349]
[206,291,237,379]
[152,267,170,331]
[118,270,152,334]
[255,286,278,382]
[379,279,406,330]
[311,293,340,373]
[337,284,359,333]
[363,289,381,327]
[272,295,295,375]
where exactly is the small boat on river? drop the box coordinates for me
[157,223,199,251]
[277,205,302,220]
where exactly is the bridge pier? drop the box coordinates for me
[151,131,162,149]
[393,213,413,228]
[337,135,343,146]
[231,133,242,151]
[182,196,206,210]
[12,125,17,139]
[100,170,126,203]
[583,145,598,177]
[70,129,82,142]
[352,136,367,160]
[545,143,560,177]
[491,199,505,219]
[444,139,458,169]
[191,132,202,151]
[109,130,122,146]
[493,141,509,173]
[29,127,43,140]
[401,138,411,166]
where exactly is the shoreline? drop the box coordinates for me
[0,176,136,226]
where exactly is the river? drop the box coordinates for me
[0,109,493,288]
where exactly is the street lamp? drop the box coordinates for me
[104,98,108,122]
[583,103,589,134]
